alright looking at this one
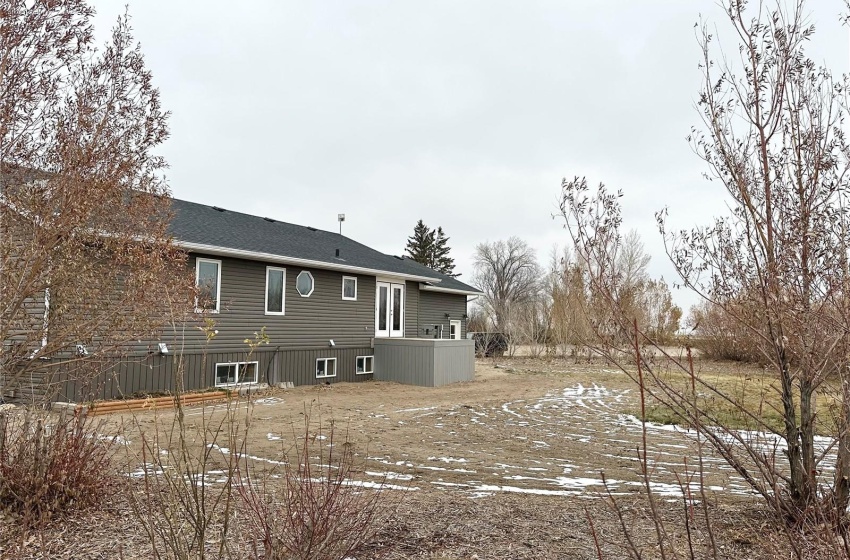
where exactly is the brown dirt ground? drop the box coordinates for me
[0,358,818,559]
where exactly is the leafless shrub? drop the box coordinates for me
[686,301,762,363]
[0,407,116,526]
[236,415,398,560]
[125,349,244,560]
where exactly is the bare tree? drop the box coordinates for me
[472,237,540,340]
[637,278,681,346]
[546,245,592,357]
[561,0,850,530]
[617,229,650,292]
[0,1,191,402]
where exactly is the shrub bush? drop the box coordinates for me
[237,419,396,560]
[0,408,116,525]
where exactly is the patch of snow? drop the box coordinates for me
[254,397,283,405]
[428,456,468,463]
[395,406,437,413]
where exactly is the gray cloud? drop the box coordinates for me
[91,0,849,311]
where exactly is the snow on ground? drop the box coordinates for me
[128,381,838,502]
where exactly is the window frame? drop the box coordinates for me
[355,355,374,375]
[316,357,337,379]
[450,319,462,340]
[214,361,259,387]
[195,258,222,313]
[296,270,315,297]
[265,266,287,315]
[342,276,357,301]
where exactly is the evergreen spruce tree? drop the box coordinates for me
[404,220,435,264]
[404,221,460,277]
[433,227,459,277]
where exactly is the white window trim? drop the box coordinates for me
[195,258,222,313]
[265,266,287,315]
[342,276,357,301]
[450,319,462,340]
[375,281,405,338]
[214,361,259,387]
[316,357,337,379]
[296,270,315,297]
[355,355,374,375]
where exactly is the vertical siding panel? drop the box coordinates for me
[374,339,473,387]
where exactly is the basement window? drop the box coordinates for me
[356,355,373,375]
[296,271,314,297]
[215,361,258,386]
[316,358,336,379]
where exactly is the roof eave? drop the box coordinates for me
[419,283,484,296]
[176,241,442,283]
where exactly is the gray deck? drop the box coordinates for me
[373,338,474,387]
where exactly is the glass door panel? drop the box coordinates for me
[376,283,390,337]
[390,284,404,337]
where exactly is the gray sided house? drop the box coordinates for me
[56,199,481,401]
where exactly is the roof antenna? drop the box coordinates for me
[337,213,345,235]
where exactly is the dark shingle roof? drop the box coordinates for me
[168,198,481,294]
[391,256,480,293]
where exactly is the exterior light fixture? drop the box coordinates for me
[158,342,169,355]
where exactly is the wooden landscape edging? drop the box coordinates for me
[85,391,229,416]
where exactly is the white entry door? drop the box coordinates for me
[376,282,404,338]
[450,320,461,340]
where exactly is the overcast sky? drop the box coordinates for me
[90,0,849,313]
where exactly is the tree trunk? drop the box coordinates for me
[835,373,850,515]
[779,353,807,510]
[799,377,817,505]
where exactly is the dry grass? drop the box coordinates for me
[2,357,845,558]
[628,360,843,436]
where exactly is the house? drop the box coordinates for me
[52,198,482,401]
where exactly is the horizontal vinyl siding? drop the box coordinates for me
[174,254,376,353]
[404,281,419,338]
[417,291,468,339]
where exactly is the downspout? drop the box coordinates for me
[264,346,281,385]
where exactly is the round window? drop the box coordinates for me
[296,271,314,297]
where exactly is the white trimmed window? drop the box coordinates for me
[356,355,373,375]
[296,271,314,297]
[316,357,336,379]
[265,267,286,315]
[342,276,357,300]
[196,258,222,312]
[215,361,258,386]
